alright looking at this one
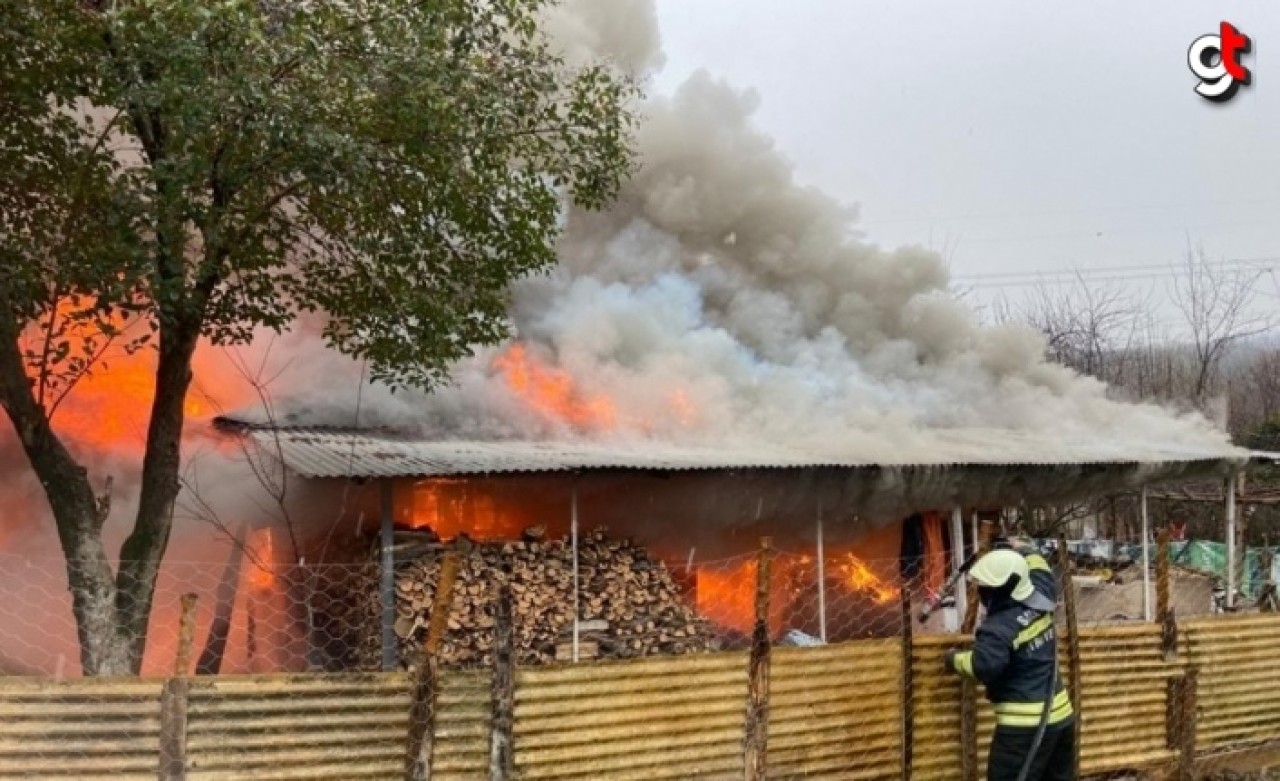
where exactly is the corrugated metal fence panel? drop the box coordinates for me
[432,668,492,781]
[184,672,410,781]
[770,640,903,780]
[912,634,963,781]
[914,624,1177,780]
[1184,613,1280,751]
[1075,624,1177,774]
[5,617,1280,780]
[512,651,749,780]
[0,677,163,781]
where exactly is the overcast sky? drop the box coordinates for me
[653,1,1280,329]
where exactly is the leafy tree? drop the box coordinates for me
[0,0,637,674]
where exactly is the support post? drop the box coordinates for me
[744,537,773,781]
[1141,486,1152,622]
[951,506,967,620]
[489,587,515,781]
[1056,535,1082,781]
[406,549,462,781]
[899,576,915,781]
[1226,474,1238,610]
[381,480,397,670]
[817,506,827,643]
[570,482,580,662]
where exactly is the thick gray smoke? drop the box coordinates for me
[233,0,1238,465]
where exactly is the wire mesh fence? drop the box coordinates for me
[0,530,1278,779]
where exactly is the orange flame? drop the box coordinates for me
[493,344,616,429]
[406,479,517,541]
[23,306,224,452]
[695,562,757,633]
[841,553,898,604]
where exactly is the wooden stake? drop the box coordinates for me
[960,520,994,781]
[1056,535,1082,781]
[158,678,190,781]
[1141,486,1152,621]
[407,546,463,781]
[489,586,515,781]
[381,480,397,670]
[1166,674,1184,752]
[406,657,438,781]
[1157,528,1177,661]
[744,537,773,781]
[1260,538,1278,612]
[1177,667,1199,781]
[174,593,198,677]
[899,578,915,781]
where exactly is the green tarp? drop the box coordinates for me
[1128,540,1274,598]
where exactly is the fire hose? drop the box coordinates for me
[1016,660,1057,781]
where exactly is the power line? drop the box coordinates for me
[951,257,1280,290]
[952,256,1280,281]
[940,217,1280,246]
[858,195,1280,229]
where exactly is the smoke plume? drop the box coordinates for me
[227,0,1237,467]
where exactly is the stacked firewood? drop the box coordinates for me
[355,526,714,668]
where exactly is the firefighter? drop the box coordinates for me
[944,542,1075,781]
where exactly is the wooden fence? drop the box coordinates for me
[3,614,1280,780]
[6,534,1280,781]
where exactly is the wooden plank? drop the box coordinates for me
[424,551,461,658]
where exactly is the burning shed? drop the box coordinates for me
[214,419,1250,672]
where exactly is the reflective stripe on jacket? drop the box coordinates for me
[949,552,1074,728]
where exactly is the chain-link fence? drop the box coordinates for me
[1,527,1279,778]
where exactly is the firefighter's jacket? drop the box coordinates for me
[948,552,1074,729]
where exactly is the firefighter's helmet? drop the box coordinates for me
[969,549,1035,604]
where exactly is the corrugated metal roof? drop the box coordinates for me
[227,423,1252,479]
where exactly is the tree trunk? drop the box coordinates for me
[113,325,200,667]
[0,294,200,674]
